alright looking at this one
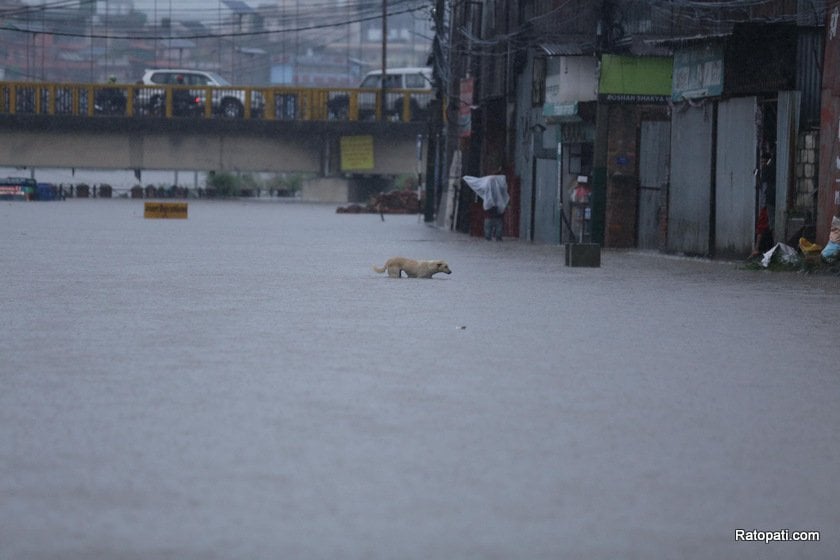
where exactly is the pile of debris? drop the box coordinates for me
[337,189,421,214]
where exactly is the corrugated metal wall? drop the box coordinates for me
[638,121,671,250]
[796,28,823,128]
[533,156,560,243]
[715,97,759,257]
[776,91,801,241]
[668,105,713,255]
[513,48,561,243]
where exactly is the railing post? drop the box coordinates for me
[86,85,95,117]
[265,89,276,120]
[47,84,56,115]
[126,85,134,116]
[349,91,358,121]
[204,87,212,118]
[303,90,312,121]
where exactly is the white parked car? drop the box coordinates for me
[357,66,432,91]
[329,67,433,121]
[140,69,264,118]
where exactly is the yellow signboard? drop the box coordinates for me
[144,202,188,219]
[340,135,375,171]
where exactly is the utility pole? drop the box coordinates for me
[424,0,447,222]
[591,0,614,245]
[380,0,387,121]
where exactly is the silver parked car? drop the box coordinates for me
[140,69,264,118]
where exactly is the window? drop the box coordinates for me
[187,74,209,86]
[568,143,593,176]
[405,73,428,88]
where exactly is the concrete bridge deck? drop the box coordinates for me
[0,81,431,176]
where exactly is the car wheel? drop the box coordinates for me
[221,99,244,118]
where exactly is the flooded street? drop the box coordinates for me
[2,199,838,559]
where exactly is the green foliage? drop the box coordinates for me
[204,171,310,197]
[395,173,419,191]
[266,173,306,193]
[205,171,240,197]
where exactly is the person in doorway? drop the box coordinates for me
[484,203,505,241]
[568,175,592,242]
[569,175,592,205]
[761,151,776,232]
[462,168,509,241]
[483,166,507,241]
[750,151,776,258]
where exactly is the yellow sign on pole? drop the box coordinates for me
[340,135,375,171]
[144,202,188,219]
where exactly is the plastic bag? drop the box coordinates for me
[463,175,510,213]
[760,243,801,268]
[821,241,840,262]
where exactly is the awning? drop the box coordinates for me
[543,101,581,122]
[539,43,586,56]
[644,31,733,49]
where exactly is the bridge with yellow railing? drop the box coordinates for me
[0,80,433,122]
[0,80,433,176]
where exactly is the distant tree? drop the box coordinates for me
[205,171,239,197]
[266,173,306,196]
[395,173,419,191]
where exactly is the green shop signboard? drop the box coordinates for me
[598,55,672,104]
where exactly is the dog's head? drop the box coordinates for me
[434,260,452,274]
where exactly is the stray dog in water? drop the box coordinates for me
[373,257,452,278]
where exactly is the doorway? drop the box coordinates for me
[638,120,670,250]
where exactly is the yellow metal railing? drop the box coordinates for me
[0,81,433,123]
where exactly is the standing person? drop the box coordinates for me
[485,166,509,241]
[463,169,509,241]
[762,151,776,234]
[568,175,592,242]
[751,151,775,258]
[484,203,505,241]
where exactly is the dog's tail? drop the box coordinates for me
[373,264,386,273]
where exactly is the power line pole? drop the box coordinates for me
[424,0,447,223]
[380,0,387,121]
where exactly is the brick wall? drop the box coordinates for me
[794,129,819,213]
[604,105,640,248]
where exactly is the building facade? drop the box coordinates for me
[436,0,828,258]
